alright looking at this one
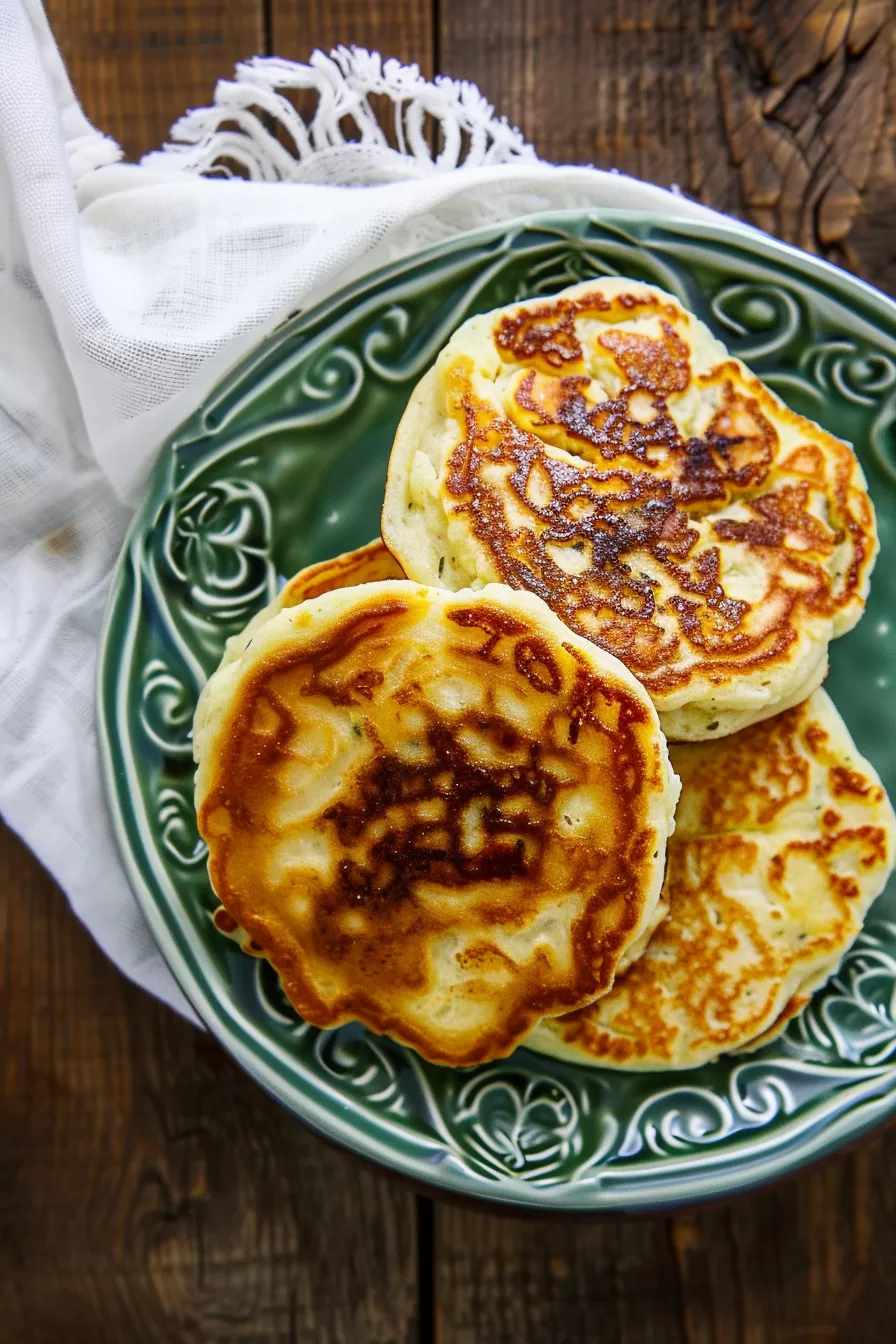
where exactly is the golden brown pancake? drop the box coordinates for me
[194,579,678,1067]
[382,278,877,740]
[527,690,896,1070]
[220,538,404,668]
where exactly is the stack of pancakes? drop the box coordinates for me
[195,279,895,1071]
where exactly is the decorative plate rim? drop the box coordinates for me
[97,207,896,1214]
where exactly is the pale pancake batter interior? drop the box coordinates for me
[526,690,895,1070]
[382,278,878,740]
[195,579,678,1067]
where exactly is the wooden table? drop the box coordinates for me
[5,3,896,1339]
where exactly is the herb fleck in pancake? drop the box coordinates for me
[195,579,678,1066]
[382,279,877,740]
[527,690,895,1070]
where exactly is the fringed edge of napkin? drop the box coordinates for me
[140,47,538,181]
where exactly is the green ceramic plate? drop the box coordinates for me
[99,210,896,1213]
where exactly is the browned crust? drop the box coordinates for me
[198,593,666,1067]
[494,288,683,372]
[543,696,892,1067]
[278,538,404,607]
[432,289,875,702]
[554,824,887,1065]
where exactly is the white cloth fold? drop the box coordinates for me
[0,0,742,1020]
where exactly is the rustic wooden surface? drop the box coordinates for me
[5,1,896,1340]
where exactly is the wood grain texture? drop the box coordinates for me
[270,1,434,73]
[433,1,896,1338]
[435,1135,896,1343]
[0,822,418,1344]
[438,0,896,291]
[15,2,896,1341]
[43,0,265,162]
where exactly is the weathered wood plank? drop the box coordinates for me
[435,1210,687,1344]
[43,0,265,161]
[12,4,896,1343]
[435,2,896,1338]
[270,0,434,72]
[435,1137,896,1344]
[18,5,439,1342]
[669,1150,896,1344]
[0,823,419,1343]
[438,0,896,291]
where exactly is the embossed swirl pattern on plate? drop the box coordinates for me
[101,211,896,1210]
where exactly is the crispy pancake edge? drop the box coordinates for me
[524,688,896,1070]
[195,579,680,1066]
[382,280,877,742]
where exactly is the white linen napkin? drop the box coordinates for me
[0,0,741,1021]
